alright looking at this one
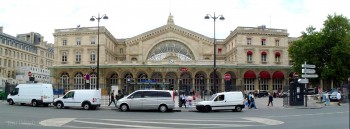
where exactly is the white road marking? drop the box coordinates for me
[73,119,165,129]
[266,111,350,118]
[142,119,254,123]
[39,118,75,127]
[242,117,284,125]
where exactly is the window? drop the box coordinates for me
[63,39,67,46]
[218,48,222,54]
[74,73,84,89]
[273,79,282,90]
[247,38,252,45]
[90,38,95,44]
[130,91,143,98]
[247,51,253,63]
[244,78,255,91]
[62,52,67,62]
[275,52,281,62]
[75,52,81,62]
[0,48,2,55]
[120,48,124,54]
[76,39,81,45]
[261,39,266,46]
[261,52,267,63]
[275,40,280,46]
[259,78,268,91]
[90,52,96,62]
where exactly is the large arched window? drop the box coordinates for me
[147,40,194,61]
[90,73,97,89]
[110,73,118,85]
[74,73,84,89]
[60,73,69,91]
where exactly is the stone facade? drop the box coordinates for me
[51,15,292,95]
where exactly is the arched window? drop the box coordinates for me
[74,73,84,89]
[138,73,148,82]
[110,74,118,85]
[90,73,97,89]
[247,51,253,63]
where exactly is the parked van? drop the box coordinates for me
[53,90,101,110]
[116,90,175,112]
[196,91,245,112]
[7,83,54,107]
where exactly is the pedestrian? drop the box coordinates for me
[248,92,252,108]
[116,90,124,101]
[108,90,116,107]
[249,94,257,109]
[187,95,193,108]
[337,91,341,106]
[245,98,249,109]
[267,93,273,106]
[180,94,187,108]
[325,91,330,106]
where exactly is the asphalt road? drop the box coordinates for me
[0,100,348,129]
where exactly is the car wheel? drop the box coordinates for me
[120,104,129,112]
[8,99,14,105]
[235,106,242,112]
[159,105,168,112]
[204,105,211,112]
[83,103,91,110]
[32,100,38,107]
[56,102,63,109]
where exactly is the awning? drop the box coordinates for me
[259,71,271,78]
[272,71,285,79]
[244,71,256,78]
[275,52,280,56]
[261,51,267,55]
[247,51,253,55]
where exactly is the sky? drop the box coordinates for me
[0,0,349,43]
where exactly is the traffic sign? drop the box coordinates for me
[302,64,316,68]
[298,79,309,84]
[224,74,231,81]
[302,69,316,74]
[301,74,318,78]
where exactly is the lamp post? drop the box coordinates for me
[90,13,108,90]
[205,12,224,94]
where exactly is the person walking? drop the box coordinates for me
[325,91,330,106]
[108,90,116,107]
[249,94,257,109]
[180,94,187,108]
[337,91,342,106]
[267,93,273,106]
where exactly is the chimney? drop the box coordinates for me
[0,26,3,33]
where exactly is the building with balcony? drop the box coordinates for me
[51,15,292,95]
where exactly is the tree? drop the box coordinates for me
[289,14,350,86]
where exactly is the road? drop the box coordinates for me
[0,100,348,129]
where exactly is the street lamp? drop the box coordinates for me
[204,12,224,94]
[90,13,108,90]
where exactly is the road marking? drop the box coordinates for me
[73,119,165,129]
[266,111,350,118]
[39,118,75,127]
[242,117,284,125]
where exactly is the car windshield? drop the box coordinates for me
[209,94,217,101]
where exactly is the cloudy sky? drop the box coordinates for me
[0,0,349,43]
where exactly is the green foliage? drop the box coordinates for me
[288,14,350,85]
[0,92,5,100]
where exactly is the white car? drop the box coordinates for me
[54,90,101,110]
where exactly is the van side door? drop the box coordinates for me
[127,91,143,110]
[212,94,226,110]
[11,88,20,103]
[142,91,158,110]
[62,91,75,107]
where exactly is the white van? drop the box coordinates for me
[196,91,245,112]
[116,90,175,112]
[53,90,101,110]
[7,83,54,107]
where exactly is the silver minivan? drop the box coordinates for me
[116,90,175,112]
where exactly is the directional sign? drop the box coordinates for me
[302,69,316,74]
[301,74,318,78]
[302,64,316,68]
[298,79,309,84]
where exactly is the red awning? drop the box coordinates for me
[261,51,267,55]
[272,71,285,79]
[275,52,280,56]
[259,71,271,78]
[247,51,253,55]
[244,71,256,78]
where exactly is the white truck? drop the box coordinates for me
[7,83,54,107]
[53,90,101,110]
[196,91,245,112]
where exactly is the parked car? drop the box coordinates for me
[54,89,101,110]
[254,90,269,97]
[116,90,175,112]
[196,91,245,112]
[7,83,54,107]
